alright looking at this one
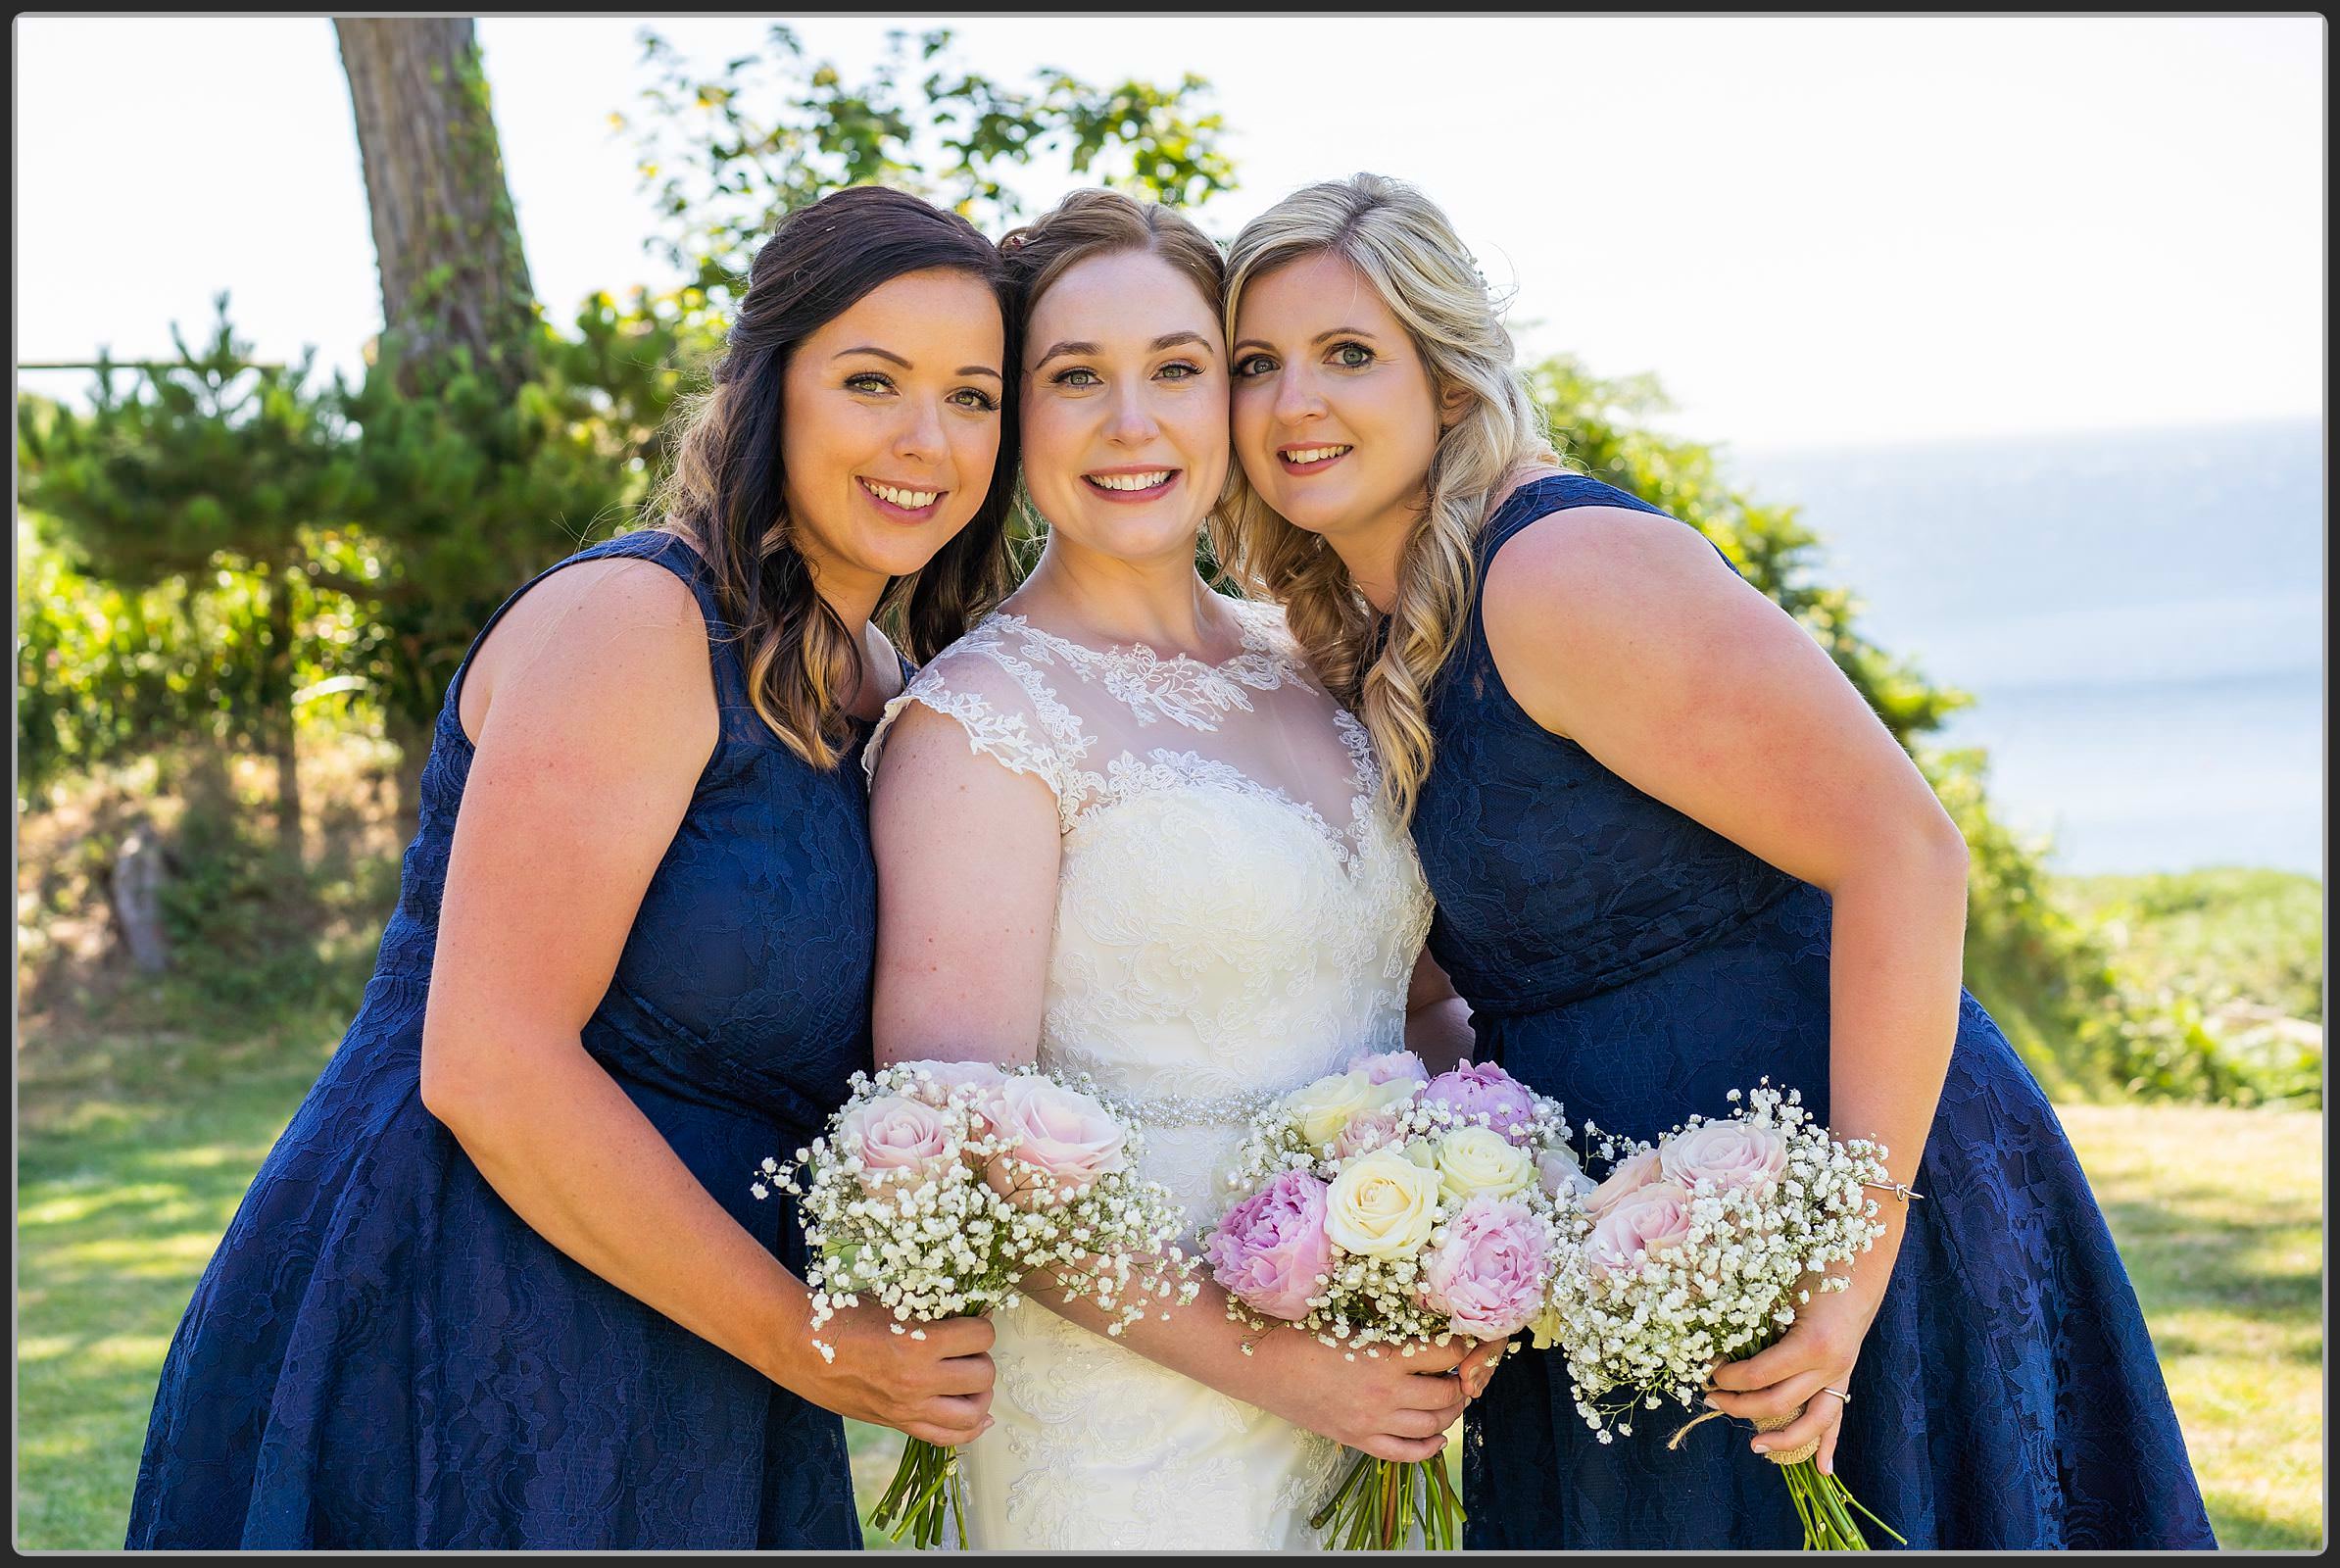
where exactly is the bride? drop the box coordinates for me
[863,188,1502,1550]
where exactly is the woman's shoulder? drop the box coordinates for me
[1484,466,1678,537]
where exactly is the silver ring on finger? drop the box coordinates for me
[1820,1385,1850,1406]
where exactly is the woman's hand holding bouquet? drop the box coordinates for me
[759,1059,1198,1547]
[1535,1080,1901,1549]
[1203,1051,1581,1549]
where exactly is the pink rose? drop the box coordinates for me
[1205,1170,1334,1321]
[1417,1194,1549,1339]
[837,1093,955,1190]
[1582,1148,1664,1221]
[1346,1049,1431,1089]
[1537,1146,1597,1201]
[1421,1060,1540,1145]
[1585,1181,1695,1273]
[1659,1119,1789,1195]
[1332,1108,1406,1159]
[984,1075,1127,1204]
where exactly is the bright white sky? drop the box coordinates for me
[14,15,2324,451]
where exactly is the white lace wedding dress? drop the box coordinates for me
[863,596,1434,1550]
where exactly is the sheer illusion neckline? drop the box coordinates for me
[985,602,1283,677]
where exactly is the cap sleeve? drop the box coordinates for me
[862,630,1089,830]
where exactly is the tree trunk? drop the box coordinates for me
[261,566,305,864]
[334,18,538,393]
[110,823,171,974]
[389,713,433,853]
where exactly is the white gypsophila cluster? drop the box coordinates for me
[756,1062,1201,1361]
[1217,1080,1577,1358]
[1537,1081,1890,1442]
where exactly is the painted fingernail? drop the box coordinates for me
[1702,1396,1722,1409]
[1751,1444,1770,1455]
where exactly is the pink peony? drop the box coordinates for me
[1422,1059,1540,1145]
[1582,1147,1665,1221]
[1659,1119,1789,1195]
[984,1074,1127,1204]
[1346,1049,1432,1089]
[1205,1170,1335,1321]
[1585,1181,1695,1272]
[837,1093,955,1191]
[1417,1194,1550,1339]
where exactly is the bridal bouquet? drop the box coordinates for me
[1204,1051,1583,1550]
[756,1058,1199,1549]
[1534,1080,1899,1549]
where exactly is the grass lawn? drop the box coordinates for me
[18,1033,2322,1549]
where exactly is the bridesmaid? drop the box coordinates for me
[125,185,1015,1549]
[1213,172,2218,1550]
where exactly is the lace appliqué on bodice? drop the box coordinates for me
[864,597,1432,1549]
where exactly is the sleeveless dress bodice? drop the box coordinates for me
[1407,474,2216,1550]
[126,529,877,1549]
[863,598,1434,1548]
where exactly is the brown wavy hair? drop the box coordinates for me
[654,185,1018,768]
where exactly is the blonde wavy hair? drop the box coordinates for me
[1212,172,1561,821]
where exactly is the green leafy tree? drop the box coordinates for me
[621,25,1236,318]
[17,304,361,853]
[21,23,1237,832]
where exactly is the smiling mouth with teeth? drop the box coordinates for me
[1084,470,1176,492]
[859,477,942,510]
[1281,445,1352,466]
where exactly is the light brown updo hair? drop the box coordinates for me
[997,187,1228,334]
[1213,173,1560,822]
[654,185,1018,769]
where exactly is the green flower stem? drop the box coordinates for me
[869,1437,965,1550]
[1310,1455,1462,1550]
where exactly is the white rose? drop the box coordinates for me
[1434,1125,1536,1203]
[1286,1069,1381,1149]
[1324,1149,1443,1258]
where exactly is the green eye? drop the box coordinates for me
[1232,354,1275,378]
[845,372,893,393]
[1333,342,1374,368]
[1053,367,1101,387]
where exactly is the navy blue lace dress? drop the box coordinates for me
[1415,475,2217,1550]
[125,529,873,1549]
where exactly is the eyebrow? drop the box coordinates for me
[1230,326,1382,356]
[832,345,1002,379]
[1031,330,1215,368]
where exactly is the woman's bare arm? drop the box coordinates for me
[421,559,992,1445]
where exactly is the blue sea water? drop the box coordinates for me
[1723,419,2324,876]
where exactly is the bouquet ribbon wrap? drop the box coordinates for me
[1667,1404,1821,1466]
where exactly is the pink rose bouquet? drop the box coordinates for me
[1203,1055,1577,1549]
[1540,1081,1895,1548]
[757,1059,1197,1548]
